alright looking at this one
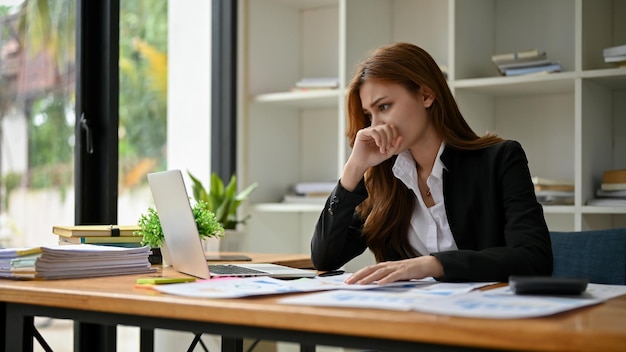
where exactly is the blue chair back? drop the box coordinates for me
[550,228,626,285]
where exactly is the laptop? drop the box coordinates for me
[146,169,316,279]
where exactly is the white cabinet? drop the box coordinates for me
[238,0,626,254]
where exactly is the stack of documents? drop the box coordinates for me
[152,273,626,319]
[53,224,143,247]
[0,244,156,279]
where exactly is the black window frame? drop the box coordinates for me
[73,0,236,350]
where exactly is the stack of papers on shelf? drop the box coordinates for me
[293,77,339,90]
[603,44,626,67]
[587,169,626,206]
[292,181,336,195]
[491,48,562,76]
[532,176,574,205]
[0,244,155,280]
[283,181,336,204]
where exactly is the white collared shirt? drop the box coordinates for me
[392,143,458,256]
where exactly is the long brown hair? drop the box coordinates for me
[346,43,502,261]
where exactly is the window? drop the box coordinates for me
[0,0,76,247]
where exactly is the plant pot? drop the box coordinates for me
[202,229,244,253]
[148,247,162,265]
[202,236,221,254]
[219,229,245,252]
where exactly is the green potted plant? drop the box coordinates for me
[135,200,224,264]
[187,171,258,230]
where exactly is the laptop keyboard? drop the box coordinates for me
[208,264,267,275]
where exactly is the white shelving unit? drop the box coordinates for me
[237,0,626,255]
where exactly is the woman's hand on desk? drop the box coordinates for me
[345,256,444,285]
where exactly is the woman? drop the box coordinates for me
[311,43,552,284]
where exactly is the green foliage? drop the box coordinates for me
[28,94,73,169]
[1,172,22,210]
[1,0,169,194]
[135,200,223,248]
[118,0,168,162]
[187,171,258,230]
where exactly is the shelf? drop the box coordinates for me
[252,89,340,108]
[581,68,626,89]
[581,206,626,214]
[253,202,325,213]
[241,0,626,242]
[542,205,576,214]
[453,72,577,96]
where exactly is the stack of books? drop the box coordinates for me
[0,244,156,279]
[491,49,562,76]
[603,44,626,67]
[587,169,626,206]
[53,225,143,247]
[532,176,574,205]
[292,77,339,91]
[283,181,336,204]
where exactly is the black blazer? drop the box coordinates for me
[311,140,553,282]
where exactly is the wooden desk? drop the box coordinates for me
[215,251,314,269]
[1,256,625,352]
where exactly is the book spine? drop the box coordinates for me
[603,44,626,58]
[601,183,626,191]
[504,63,561,76]
[491,49,544,63]
[603,169,626,184]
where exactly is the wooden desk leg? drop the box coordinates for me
[139,328,154,352]
[222,336,243,352]
[73,322,116,352]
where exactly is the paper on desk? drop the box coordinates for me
[280,283,626,319]
[154,276,303,298]
[408,284,626,319]
[153,273,448,299]
[278,281,495,310]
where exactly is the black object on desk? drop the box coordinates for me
[205,254,252,261]
[509,276,588,295]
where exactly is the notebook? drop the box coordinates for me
[146,169,316,279]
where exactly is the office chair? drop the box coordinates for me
[550,228,626,285]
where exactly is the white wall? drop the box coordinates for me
[155,1,213,351]
[166,0,212,183]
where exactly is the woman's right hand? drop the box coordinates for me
[340,124,403,191]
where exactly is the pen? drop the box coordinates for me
[318,270,345,277]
